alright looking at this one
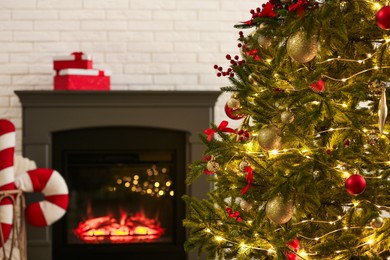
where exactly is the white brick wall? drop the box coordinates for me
[0,0,264,153]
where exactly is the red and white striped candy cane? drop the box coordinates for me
[15,169,69,227]
[0,119,16,247]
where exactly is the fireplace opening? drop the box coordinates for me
[51,127,187,260]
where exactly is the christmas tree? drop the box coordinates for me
[183,0,390,259]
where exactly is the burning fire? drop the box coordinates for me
[74,209,164,243]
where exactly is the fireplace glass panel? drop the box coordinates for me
[67,151,175,244]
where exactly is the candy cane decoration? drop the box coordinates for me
[0,119,16,247]
[15,169,68,227]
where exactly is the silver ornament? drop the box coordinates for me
[227,97,240,110]
[286,31,318,63]
[265,195,294,224]
[238,158,250,172]
[207,159,219,173]
[258,34,272,49]
[378,87,387,134]
[258,125,282,151]
[370,217,384,228]
[281,110,295,124]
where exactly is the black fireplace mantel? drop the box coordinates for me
[15,90,221,260]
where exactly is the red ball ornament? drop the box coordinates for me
[224,103,244,120]
[285,238,300,260]
[345,174,366,196]
[376,6,390,30]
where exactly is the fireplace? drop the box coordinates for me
[15,90,220,260]
[51,126,186,259]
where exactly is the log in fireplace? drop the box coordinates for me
[15,90,220,260]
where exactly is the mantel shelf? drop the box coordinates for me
[15,90,221,107]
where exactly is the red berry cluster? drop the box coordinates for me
[237,129,250,142]
[213,47,245,78]
[213,64,233,78]
[226,207,242,222]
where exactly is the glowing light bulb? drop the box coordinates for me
[373,3,382,9]
[240,243,247,248]
[367,239,374,245]
[205,228,211,233]
[341,78,347,82]
[267,248,276,254]
[154,182,160,187]
[299,250,308,257]
[215,236,224,242]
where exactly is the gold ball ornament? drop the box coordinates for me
[258,34,272,49]
[266,195,294,224]
[281,110,294,124]
[370,217,384,228]
[240,199,253,211]
[227,97,240,110]
[286,31,318,63]
[258,125,282,151]
[206,160,219,173]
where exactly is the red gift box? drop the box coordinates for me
[54,69,110,90]
[53,52,93,73]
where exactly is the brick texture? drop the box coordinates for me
[0,0,261,152]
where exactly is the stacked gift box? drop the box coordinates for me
[53,52,110,90]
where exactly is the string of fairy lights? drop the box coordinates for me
[201,198,388,258]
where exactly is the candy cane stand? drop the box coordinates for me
[0,190,26,260]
